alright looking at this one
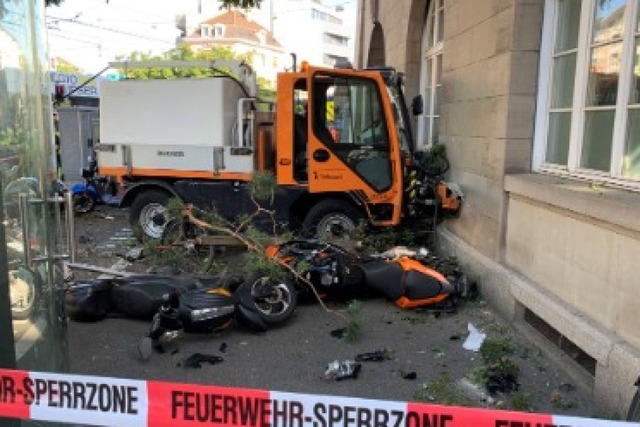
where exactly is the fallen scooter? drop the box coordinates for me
[266,239,468,311]
[65,272,298,355]
[144,273,298,355]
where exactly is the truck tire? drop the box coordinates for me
[129,190,171,240]
[302,199,362,240]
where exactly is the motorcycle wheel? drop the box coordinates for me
[240,275,297,325]
[73,192,95,214]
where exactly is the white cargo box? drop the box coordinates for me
[98,78,253,174]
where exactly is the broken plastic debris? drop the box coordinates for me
[124,247,144,261]
[355,350,391,362]
[179,353,224,368]
[462,322,486,351]
[330,328,345,338]
[324,360,361,380]
[402,372,417,380]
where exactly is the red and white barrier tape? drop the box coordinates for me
[0,369,637,426]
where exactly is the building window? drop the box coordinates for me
[201,25,211,37]
[535,0,640,185]
[417,0,445,147]
[214,24,225,37]
[311,8,342,25]
[323,33,349,46]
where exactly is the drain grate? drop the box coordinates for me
[524,308,597,376]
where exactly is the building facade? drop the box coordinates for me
[267,0,353,67]
[356,0,640,415]
[178,11,287,87]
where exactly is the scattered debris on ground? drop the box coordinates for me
[178,353,224,369]
[324,360,361,381]
[68,207,601,417]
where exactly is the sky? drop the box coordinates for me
[45,0,357,74]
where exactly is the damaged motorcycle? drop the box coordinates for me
[265,239,469,311]
[145,273,298,352]
[65,272,298,355]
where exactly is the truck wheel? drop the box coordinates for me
[129,190,171,240]
[302,199,362,240]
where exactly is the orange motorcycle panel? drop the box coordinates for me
[395,294,448,310]
[396,257,449,284]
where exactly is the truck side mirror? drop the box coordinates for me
[411,95,423,116]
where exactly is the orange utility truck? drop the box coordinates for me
[96,60,462,239]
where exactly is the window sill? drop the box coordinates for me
[504,173,640,234]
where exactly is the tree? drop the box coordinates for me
[115,44,253,79]
[54,60,81,74]
[45,0,262,8]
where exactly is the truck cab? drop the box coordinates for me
[274,64,411,234]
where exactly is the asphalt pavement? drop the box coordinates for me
[66,207,600,419]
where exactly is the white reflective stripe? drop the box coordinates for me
[553,415,640,426]
[28,372,147,427]
[271,391,406,427]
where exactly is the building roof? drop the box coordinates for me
[189,10,282,48]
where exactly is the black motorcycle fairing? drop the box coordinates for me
[357,261,405,300]
[111,281,176,319]
[357,261,455,302]
[404,270,450,299]
[178,289,235,333]
[65,279,115,321]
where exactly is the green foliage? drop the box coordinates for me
[550,390,575,410]
[0,127,27,148]
[117,44,251,80]
[218,0,263,9]
[352,223,436,256]
[415,142,450,176]
[165,197,185,219]
[45,1,264,11]
[480,337,516,364]
[510,391,533,412]
[341,300,363,342]
[414,374,473,406]
[55,62,81,74]
[250,171,276,201]
[242,248,289,281]
[465,366,489,387]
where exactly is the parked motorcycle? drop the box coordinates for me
[70,156,118,214]
[265,239,468,311]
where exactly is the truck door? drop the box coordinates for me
[306,69,402,223]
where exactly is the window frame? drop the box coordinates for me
[417,0,445,149]
[534,0,640,189]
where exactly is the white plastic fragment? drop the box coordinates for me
[462,322,486,351]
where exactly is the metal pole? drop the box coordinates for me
[18,193,32,268]
[65,191,76,263]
